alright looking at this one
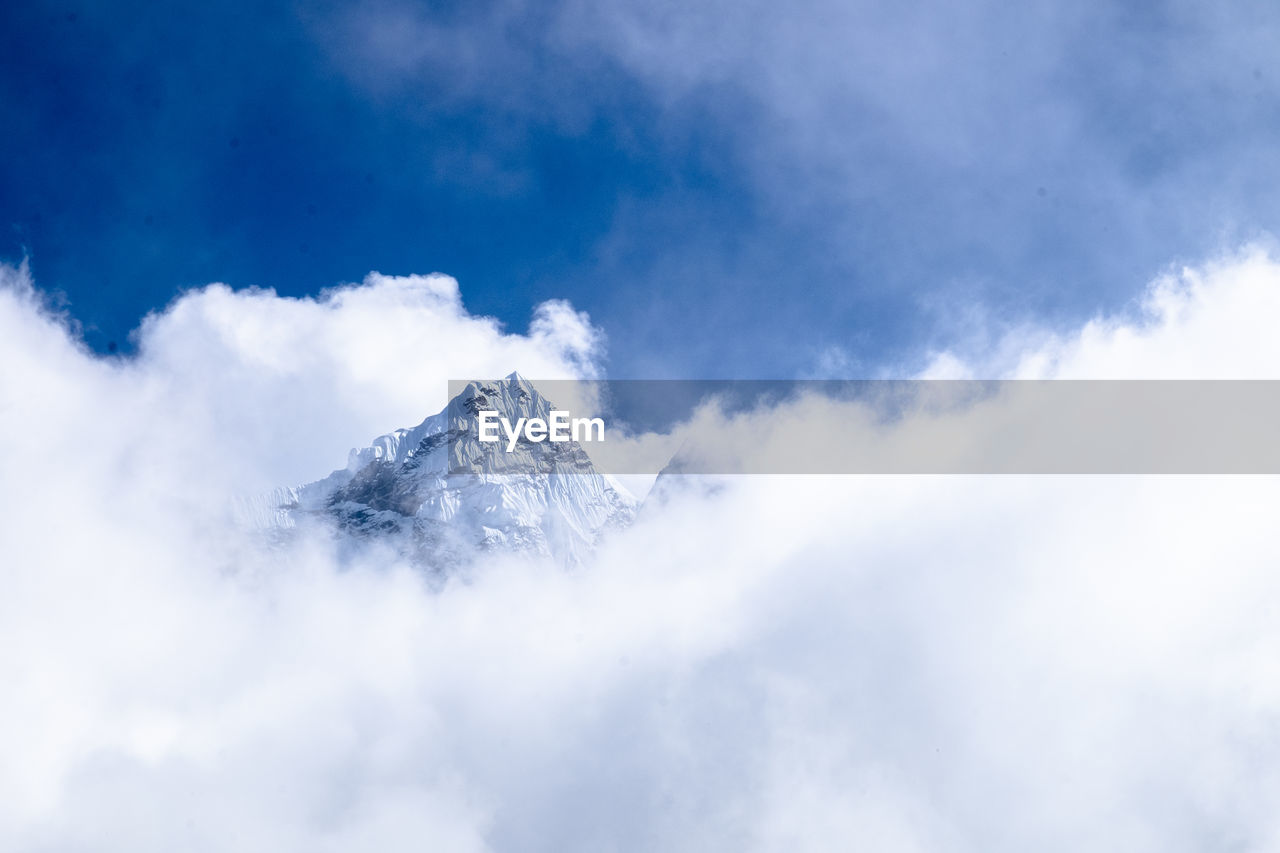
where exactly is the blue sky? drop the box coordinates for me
[3,0,1279,377]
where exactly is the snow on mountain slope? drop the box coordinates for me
[243,373,635,571]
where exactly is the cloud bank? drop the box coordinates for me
[3,252,1280,850]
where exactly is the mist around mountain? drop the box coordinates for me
[7,253,1280,851]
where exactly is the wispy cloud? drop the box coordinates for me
[304,0,1280,375]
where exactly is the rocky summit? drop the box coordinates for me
[243,373,635,572]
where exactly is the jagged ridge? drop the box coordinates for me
[245,373,634,571]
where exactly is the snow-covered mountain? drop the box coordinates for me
[244,373,635,571]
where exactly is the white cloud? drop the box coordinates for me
[919,244,1280,379]
[0,269,602,496]
[3,252,1280,850]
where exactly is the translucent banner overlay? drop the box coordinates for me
[446,379,1280,474]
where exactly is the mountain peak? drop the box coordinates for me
[251,375,633,573]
